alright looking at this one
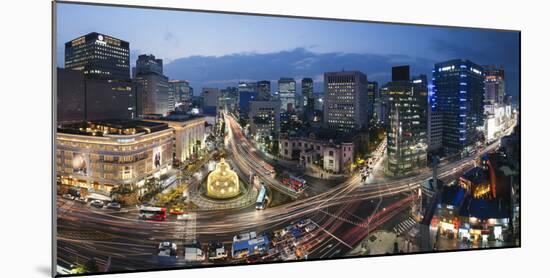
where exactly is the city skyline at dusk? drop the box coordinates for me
[56,3,520,101]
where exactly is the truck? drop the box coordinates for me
[184,244,205,262]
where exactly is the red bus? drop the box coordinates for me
[139,206,167,221]
[282,175,306,192]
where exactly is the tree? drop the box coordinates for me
[72,258,100,274]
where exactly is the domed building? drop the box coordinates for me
[206,158,240,199]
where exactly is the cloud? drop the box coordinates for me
[164,48,436,94]
[163,32,180,48]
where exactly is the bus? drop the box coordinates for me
[282,175,307,192]
[139,206,167,221]
[255,185,268,210]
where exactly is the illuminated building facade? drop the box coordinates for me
[144,116,206,164]
[324,71,368,132]
[65,32,130,80]
[249,100,281,140]
[383,68,428,176]
[459,167,491,199]
[483,65,506,105]
[56,120,173,193]
[206,158,240,199]
[433,59,485,155]
[279,130,354,173]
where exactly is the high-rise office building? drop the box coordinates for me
[249,100,281,139]
[278,78,297,112]
[134,54,170,116]
[433,59,485,155]
[367,81,378,124]
[135,54,163,76]
[301,78,314,117]
[202,88,220,115]
[376,87,390,126]
[483,65,506,105]
[392,65,410,82]
[65,32,130,80]
[256,80,272,101]
[383,68,428,176]
[237,82,257,118]
[57,68,138,123]
[428,107,443,152]
[323,71,368,131]
[169,80,191,103]
[220,86,239,112]
[168,80,191,112]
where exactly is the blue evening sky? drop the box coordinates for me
[55,2,520,100]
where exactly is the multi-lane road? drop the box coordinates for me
[56,114,517,273]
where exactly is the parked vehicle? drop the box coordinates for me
[62,194,75,200]
[107,202,121,210]
[90,200,104,208]
[158,241,178,257]
[184,244,205,262]
[74,196,87,203]
[305,224,317,233]
[208,242,228,261]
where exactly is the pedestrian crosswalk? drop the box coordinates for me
[320,207,368,228]
[184,213,197,244]
[393,217,417,236]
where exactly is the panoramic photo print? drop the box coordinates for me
[54,2,520,276]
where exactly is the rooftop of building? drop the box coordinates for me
[461,166,488,185]
[57,119,169,137]
[65,32,129,47]
[142,112,206,122]
[281,127,360,144]
[459,197,510,220]
[438,185,467,208]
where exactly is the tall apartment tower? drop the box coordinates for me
[323,71,368,132]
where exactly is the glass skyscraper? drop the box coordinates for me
[383,67,428,176]
[432,59,485,155]
[278,77,297,112]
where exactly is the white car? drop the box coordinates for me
[62,194,75,200]
[305,224,317,233]
[296,219,311,228]
[90,200,104,208]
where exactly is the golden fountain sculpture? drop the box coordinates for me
[206,158,240,199]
